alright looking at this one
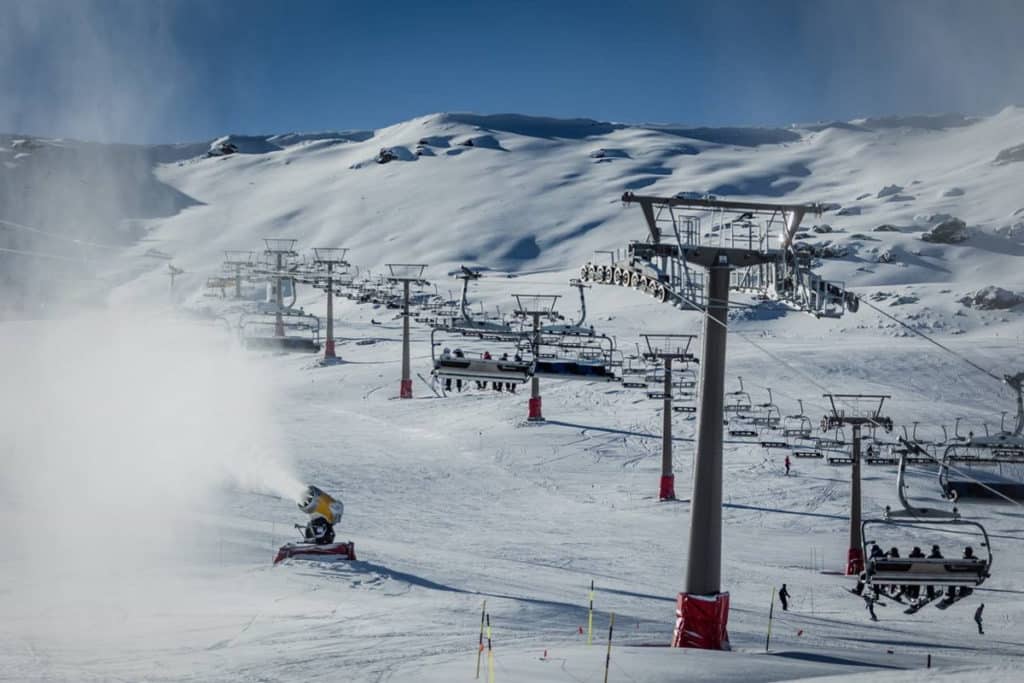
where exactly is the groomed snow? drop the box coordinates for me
[1,111,1023,681]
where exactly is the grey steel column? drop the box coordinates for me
[402,280,411,386]
[274,252,284,337]
[324,263,335,359]
[849,423,863,567]
[684,261,731,596]
[235,265,241,298]
[530,312,541,402]
[662,356,673,481]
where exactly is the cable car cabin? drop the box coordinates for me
[534,358,617,382]
[861,519,992,588]
[433,357,531,384]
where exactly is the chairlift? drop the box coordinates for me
[724,376,753,414]
[239,309,321,352]
[750,387,782,428]
[859,448,992,594]
[782,399,813,438]
[429,329,530,384]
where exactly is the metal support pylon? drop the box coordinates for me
[401,280,412,398]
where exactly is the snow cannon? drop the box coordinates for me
[274,485,356,564]
[298,485,344,525]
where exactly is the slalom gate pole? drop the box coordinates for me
[603,612,615,683]
[588,579,595,645]
[765,587,776,652]
[487,614,494,683]
[475,600,487,679]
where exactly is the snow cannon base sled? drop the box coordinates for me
[274,540,356,564]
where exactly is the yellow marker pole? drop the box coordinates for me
[487,614,495,683]
[475,600,487,679]
[603,612,615,683]
[587,579,595,645]
[765,587,776,652]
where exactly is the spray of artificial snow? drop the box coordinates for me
[0,310,306,573]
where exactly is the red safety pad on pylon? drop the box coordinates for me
[672,592,730,650]
[400,379,413,399]
[846,547,864,575]
[659,475,676,500]
[528,396,543,420]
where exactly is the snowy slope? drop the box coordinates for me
[2,111,1024,681]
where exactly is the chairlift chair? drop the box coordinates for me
[724,376,753,414]
[783,399,814,438]
[859,448,993,594]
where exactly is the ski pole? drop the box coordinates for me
[766,587,776,652]
[588,579,595,645]
[603,612,615,683]
[475,600,486,679]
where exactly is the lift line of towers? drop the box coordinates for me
[207,195,1018,651]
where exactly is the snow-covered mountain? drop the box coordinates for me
[3,109,1023,325]
[3,111,1024,681]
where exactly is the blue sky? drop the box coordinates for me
[2,0,1023,143]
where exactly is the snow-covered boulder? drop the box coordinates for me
[836,206,861,216]
[958,286,1024,310]
[915,212,954,225]
[877,184,904,198]
[811,224,833,233]
[873,224,900,232]
[920,217,968,243]
[941,187,965,197]
[994,143,1024,164]
[995,221,1024,238]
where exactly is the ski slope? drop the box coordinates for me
[1,111,1023,681]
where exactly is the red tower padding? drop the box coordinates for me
[847,547,864,575]
[659,474,676,501]
[528,396,543,421]
[400,379,413,399]
[324,338,336,359]
[672,592,730,650]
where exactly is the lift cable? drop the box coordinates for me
[669,287,1024,509]
[858,295,1005,387]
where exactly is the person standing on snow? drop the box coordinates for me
[974,603,985,634]
[778,584,790,611]
[453,348,465,392]
[864,594,879,621]
[784,455,791,476]
[441,347,453,392]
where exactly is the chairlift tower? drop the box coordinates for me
[263,238,298,337]
[313,248,350,362]
[513,294,560,422]
[821,394,893,575]
[167,263,184,292]
[583,193,859,651]
[641,334,698,500]
[224,250,254,298]
[387,264,427,399]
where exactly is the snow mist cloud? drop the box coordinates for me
[0,311,305,576]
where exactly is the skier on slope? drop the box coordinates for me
[784,455,791,476]
[297,485,344,545]
[864,594,879,621]
[974,603,985,634]
[778,584,790,611]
